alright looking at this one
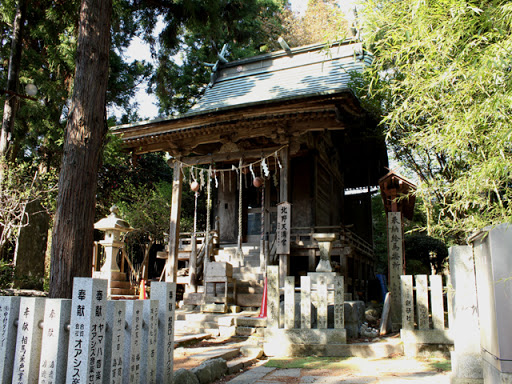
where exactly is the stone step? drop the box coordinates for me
[236,284,264,294]
[174,333,212,348]
[226,350,263,375]
[183,292,203,306]
[234,293,264,307]
[110,294,138,300]
[111,271,128,280]
[235,326,265,337]
[175,319,219,333]
[201,303,227,313]
[110,280,132,289]
[235,316,267,328]
[180,347,240,364]
[263,337,404,358]
[232,272,264,282]
[177,312,230,322]
[110,287,136,295]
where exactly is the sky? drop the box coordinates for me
[111,0,350,121]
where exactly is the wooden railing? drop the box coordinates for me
[289,225,374,258]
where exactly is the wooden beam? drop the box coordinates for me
[180,147,283,166]
[167,160,183,283]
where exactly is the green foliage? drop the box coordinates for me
[117,181,173,242]
[132,0,288,114]
[1,0,152,172]
[0,260,14,289]
[280,0,350,47]
[360,0,512,242]
[404,233,448,274]
[0,162,57,258]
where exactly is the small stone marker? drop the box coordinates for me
[284,277,294,329]
[39,299,72,384]
[429,275,444,330]
[300,276,311,329]
[103,300,126,384]
[151,282,176,384]
[415,275,429,330]
[66,278,108,384]
[123,300,144,384]
[0,296,21,382]
[12,297,45,384]
[266,266,280,329]
[140,300,159,384]
[317,275,328,329]
[401,275,414,330]
[334,276,344,329]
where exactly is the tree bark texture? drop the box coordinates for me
[0,0,27,184]
[49,0,112,298]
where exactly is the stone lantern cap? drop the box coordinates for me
[94,206,133,233]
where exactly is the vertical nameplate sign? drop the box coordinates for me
[334,276,344,329]
[141,300,158,384]
[103,300,126,384]
[12,297,45,384]
[66,278,107,384]
[276,202,291,255]
[39,299,72,384]
[0,296,20,382]
[152,282,176,384]
[123,300,143,384]
[387,212,403,328]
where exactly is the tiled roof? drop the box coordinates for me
[113,41,371,133]
[189,41,370,114]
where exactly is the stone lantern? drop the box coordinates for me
[94,206,133,294]
[312,233,337,273]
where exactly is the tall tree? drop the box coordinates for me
[359,0,512,241]
[132,0,288,114]
[0,0,27,184]
[280,0,351,47]
[49,0,112,298]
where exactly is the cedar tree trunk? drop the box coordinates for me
[49,0,112,298]
[0,0,27,184]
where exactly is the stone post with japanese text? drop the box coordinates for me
[388,212,404,330]
[65,278,108,384]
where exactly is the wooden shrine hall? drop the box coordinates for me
[113,40,388,307]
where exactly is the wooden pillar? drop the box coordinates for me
[279,146,290,283]
[167,160,183,282]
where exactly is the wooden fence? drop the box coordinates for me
[0,278,176,384]
[400,274,453,356]
[264,265,346,357]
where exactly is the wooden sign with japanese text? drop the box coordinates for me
[276,202,291,254]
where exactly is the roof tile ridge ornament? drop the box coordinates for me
[206,43,229,88]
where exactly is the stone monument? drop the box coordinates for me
[449,245,483,384]
[379,171,416,331]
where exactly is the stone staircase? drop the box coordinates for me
[216,244,265,308]
[175,309,267,346]
[92,271,138,299]
[183,244,266,308]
